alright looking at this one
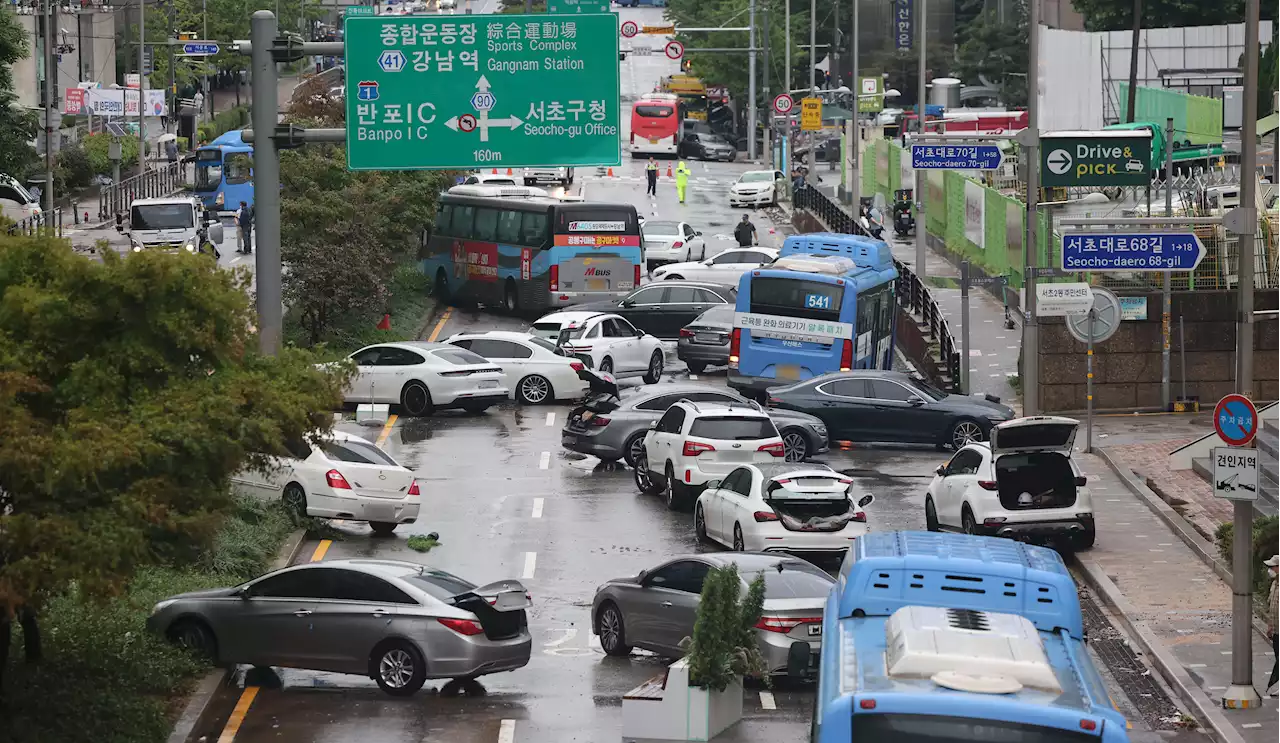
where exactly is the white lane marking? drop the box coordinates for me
[532,497,544,518]
[688,374,698,380]
[545,628,577,647]
[759,691,777,710]
[522,551,537,579]
[498,719,516,743]
[539,451,551,469]
[545,411,556,426]
[230,256,243,265]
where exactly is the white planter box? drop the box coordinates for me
[621,657,744,742]
[355,403,390,424]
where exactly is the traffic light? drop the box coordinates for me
[681,58,692,73]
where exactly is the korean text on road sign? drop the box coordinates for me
[800,98,822,132]
[1212,447,1259,501]
[910,144,1003,171]
[1213,394,1259,447]
[1060,232,1206,272]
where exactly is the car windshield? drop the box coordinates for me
[739,172,774,183]
[643,221,681,236]
[531,322,562,339]
[320,438,399,466]
[688,416,777,440]
[131,203,195,230]
[906,375,948,401]
[695,305,734,324]
[743,561,834,598]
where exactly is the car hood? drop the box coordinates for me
[569,300,622,314]
[732,182,773,192]
[167,586,240,601]
[934,393,1016,418]
[654,259,705,275]
[768,408,827,428]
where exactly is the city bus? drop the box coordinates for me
[193,130,253,213]
[728,233,898,396]
[419,192,642,313]
[811,530,1131,743]
[630,93,684,158]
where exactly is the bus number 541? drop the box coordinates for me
[805,293,832,310]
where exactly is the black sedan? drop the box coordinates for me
[765,370,1015,450]
[677,304,733,374]
[572,281,737,340]
[678,133,736,162]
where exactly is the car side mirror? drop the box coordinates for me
[857,494,875,508]
[908,396,925,407]
[207,222,224,245]
[634,328,644,337]
[620,299,634,308]
[637,569,649,584]
[648,421,658,430]
[695,231,702,236]
[705,479,721,490]
[235,586,251,600]
[935,465,948,476]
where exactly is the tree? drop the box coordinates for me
[0,7,39,180]
[1068,0,1276,32]
[954,0,1029,107]
[1243,40,1277,118]
[682,564,767,691]
[0,233,348,685]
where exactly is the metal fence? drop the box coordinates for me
[793,184,868,236]
[4,208,65,238]
[98,161,187,222]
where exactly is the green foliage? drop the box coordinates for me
[1247,41,1277,118]
[683,564,767,691]
[666,0,806,104]
[1068,0,1276,32]
[954,0,1028,107]
[500,0,546,12]
[197,106,249,146]
[0,7,39,178]
[1215,514,1279,595]
[407,534,441,552]
[0,232,348,615]
[82,133,141,176]
[54,145,95,193]
[4,497,295,743]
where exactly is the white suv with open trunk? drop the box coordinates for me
[923,416,1095,549]
[634,400,786,511]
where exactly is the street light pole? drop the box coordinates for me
[42,0,56,217]
[203,0,209,120]
[748,0,758,161]
[139,0,147,172]
[849,0,859,210]
[1022,0,1042,415]
[913,0,926,278]
[785,0,790,94]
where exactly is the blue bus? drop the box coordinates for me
[811,531,1130,743]
[194,130,253,213]
[728,233,898,396]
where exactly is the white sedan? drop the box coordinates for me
[345,341,509,416]
[695,463,874,556]
[729,170,785,208]
[530,311,665,383]
[650,247,779,283]
[231,431,420,536]
[445,330,589,404]
[642,220,707,270]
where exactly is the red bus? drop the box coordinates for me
[629,93,683,158]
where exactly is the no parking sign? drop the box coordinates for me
[1213,394,1259,447]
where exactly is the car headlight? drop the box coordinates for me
[183,237,198,253]
[811,423,828,435]
[130,236,143,252]
[151,599,178,616]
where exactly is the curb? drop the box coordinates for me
[163,528,308,743]
[414,298,447,341]
[1073,557,1249,743]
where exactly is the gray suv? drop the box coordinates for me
[561,374,829,465]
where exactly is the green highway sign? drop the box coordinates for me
[344,4,374,15]
[1040,132,1152,187]
[343,13,621,171]
[548,0,611,13]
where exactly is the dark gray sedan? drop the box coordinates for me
[677,304,733,374]
[147,559,532,696]
[561,382,830,465]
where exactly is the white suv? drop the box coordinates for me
[531,311,665,383]
[635,400,786,511]
[924,416,1095,549]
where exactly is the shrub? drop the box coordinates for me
[81,132,139,174]
[682,564,767,691]
[54,145,94,191]
[1215,514,1279,595]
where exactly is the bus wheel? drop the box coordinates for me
[434,270,451,303]
[503,280,519,314]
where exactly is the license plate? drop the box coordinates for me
[695,332,720,344]
[807,624,822,637]
[649,138,659,144]
[478,380,499,389]
[587,278,608,291]
[777,364,800,381]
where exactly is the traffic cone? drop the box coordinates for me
[607,167,614,177]
[666,164,673,177]
[492,168,498,174]
[377,313,392,331]
[506,167,513,176]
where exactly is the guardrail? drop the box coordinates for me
[4,208,65,238]
[98,161,186,222]
[792,184,963,392]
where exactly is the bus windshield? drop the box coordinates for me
[131,204,194,230]
[194,162,222,191]
[634,104,674,117]
[849,715,1098,743]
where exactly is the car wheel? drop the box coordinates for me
[282,482,307,518]
[949,418,986,449]
[781,429,809,462]
[643,350,664,384]
[925,497,940,532]
[596,602,633,656]
[369,521,397,536]
[516,374,552,405]
[663,463,685,511]
[622,433,647,468]
[634,454,663,495]
[433,269,451,303]
[400,381,434,417]
[373,640,427,696]
[732,523,745,551]
[961,506,978,535]
[694,504,709,543]
[167,618,218,661]
[1072,525,1096,550]
[685,362,707,375]
[663,273,684,281]
[599,357,614,375]
[503,280,519,314]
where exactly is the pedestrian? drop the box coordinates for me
[645,157,659,196]
[734,214,757,247]
[861,202,885,240]
[675,160,691,204]
[165,138,178,164]
[236,200,254,254]
[1265,554,1279,697]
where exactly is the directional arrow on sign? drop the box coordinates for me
[1045,148,1073,175]
[446,114,522,133]
[489,116,523,130]
[476,74,491,92]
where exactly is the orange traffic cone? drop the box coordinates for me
[666,164,673,177]
[607,167,614,177]
[377,313,392,331]
[492,168,498,174]
[506,167,513,176]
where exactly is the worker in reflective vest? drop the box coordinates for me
[675,161,691,204]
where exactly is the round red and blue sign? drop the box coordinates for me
[1213,394,1259,447]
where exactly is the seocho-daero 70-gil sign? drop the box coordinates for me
[344,13,621,171]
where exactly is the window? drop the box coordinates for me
[665,286,699,304]
[688,416,778,440]
[521,211,549,245]
[694,288,726,304]
[224,152,252,184]
[635,104,674,118]
[320,440,389,465]
[905,375,947,401]
[496,209,523,244]
[450,205,475,238]
[711,251,744,265]
[820,379,869,398]
[402,569,476,601]
[635,393,684,412]
[657,407,686,433]
[350,347,383,366]
[434,348,490,366]
[449,339,473,350]
[283,437,313,460]
[194,163,222,191]
[848,715,1097,743]
[611,317,640,336]
[435,204,453,236]
[744,251,773,265]
[683,224,697,238]
[131,204,196,230]
[330,571,417,604]
[474,208,499,242]
[469,338,532,359]
[749,277,844,322]
[645,560,710,594]
[527,336,566,356]
[720,468,752,495]
[749,561,835,598]
[870,380,915,402]
[601,319,628,338]
[642,220,681,237]
[684,391,741,405]
[627,287,667,305]
[947,449,983,475]
[555,207,639,235]
[248,567,330,599]
[376,348,426,366]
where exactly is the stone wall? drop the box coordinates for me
[1037,290,1279,412]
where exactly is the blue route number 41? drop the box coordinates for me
[804,293,833,310]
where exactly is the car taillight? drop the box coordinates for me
[569,361,585,372]
[729,328,741,369]
[437,618,485,636]
[754,614,821,632]
[984,517,1008,527]
[634,263,642,287]
[1075,476,1088,486]
[683,441,715,456]
[589,416,611,427]
[679,328,695,338]
[550,263,559,292]
[753,510,779,523]
[978,480,999,491]
[851,512,866,522]
[767,396,782,407]
[840,339,853,371]
[325,470,352,490]
[673,240,683,250]
[758,441,786,457]
[407,480,421,497]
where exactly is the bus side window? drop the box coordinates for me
[521,211,548,246]
[451,205,476,239]
[474,208,499,242]
[496,209,523,245]
[224,152,252,184]
[435,204,453,237]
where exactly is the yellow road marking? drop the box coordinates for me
[426,308,453,342]
[310,539,331,562]
[375,413,399,449]
[215,685,260,743]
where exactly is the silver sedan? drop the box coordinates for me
[590,553,834,678]
[147,559,532,695]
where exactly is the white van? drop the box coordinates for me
[0,174,42,225]
[524,167,574,186]
[123,195,224,254]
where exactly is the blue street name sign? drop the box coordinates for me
[1061,232,1206,272]
[911,143,1004,170]
[179,42,220,56]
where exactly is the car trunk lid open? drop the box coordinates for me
[450,580,532,641]
[764,474,865,532]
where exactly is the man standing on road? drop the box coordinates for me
[645,158,659,196]
[734,214,757,247]
[236,200,254,254]
[675,160,691,204]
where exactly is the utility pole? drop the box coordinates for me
[1161,116,1173,410]
[42,0,56,217]
[1021,0,1042,415]
[168,0,176,133]
[203,0,209,120]
[849,0,859,210]
[1222,0,1260,711]
[250,11,284,356]
[748,0,758,161]
[139,0,147,172]
[913,0,926,277]
[785,0,790,94]
[831,0,838,88]
[1125,0,1141,122]
[762,6,771,166]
